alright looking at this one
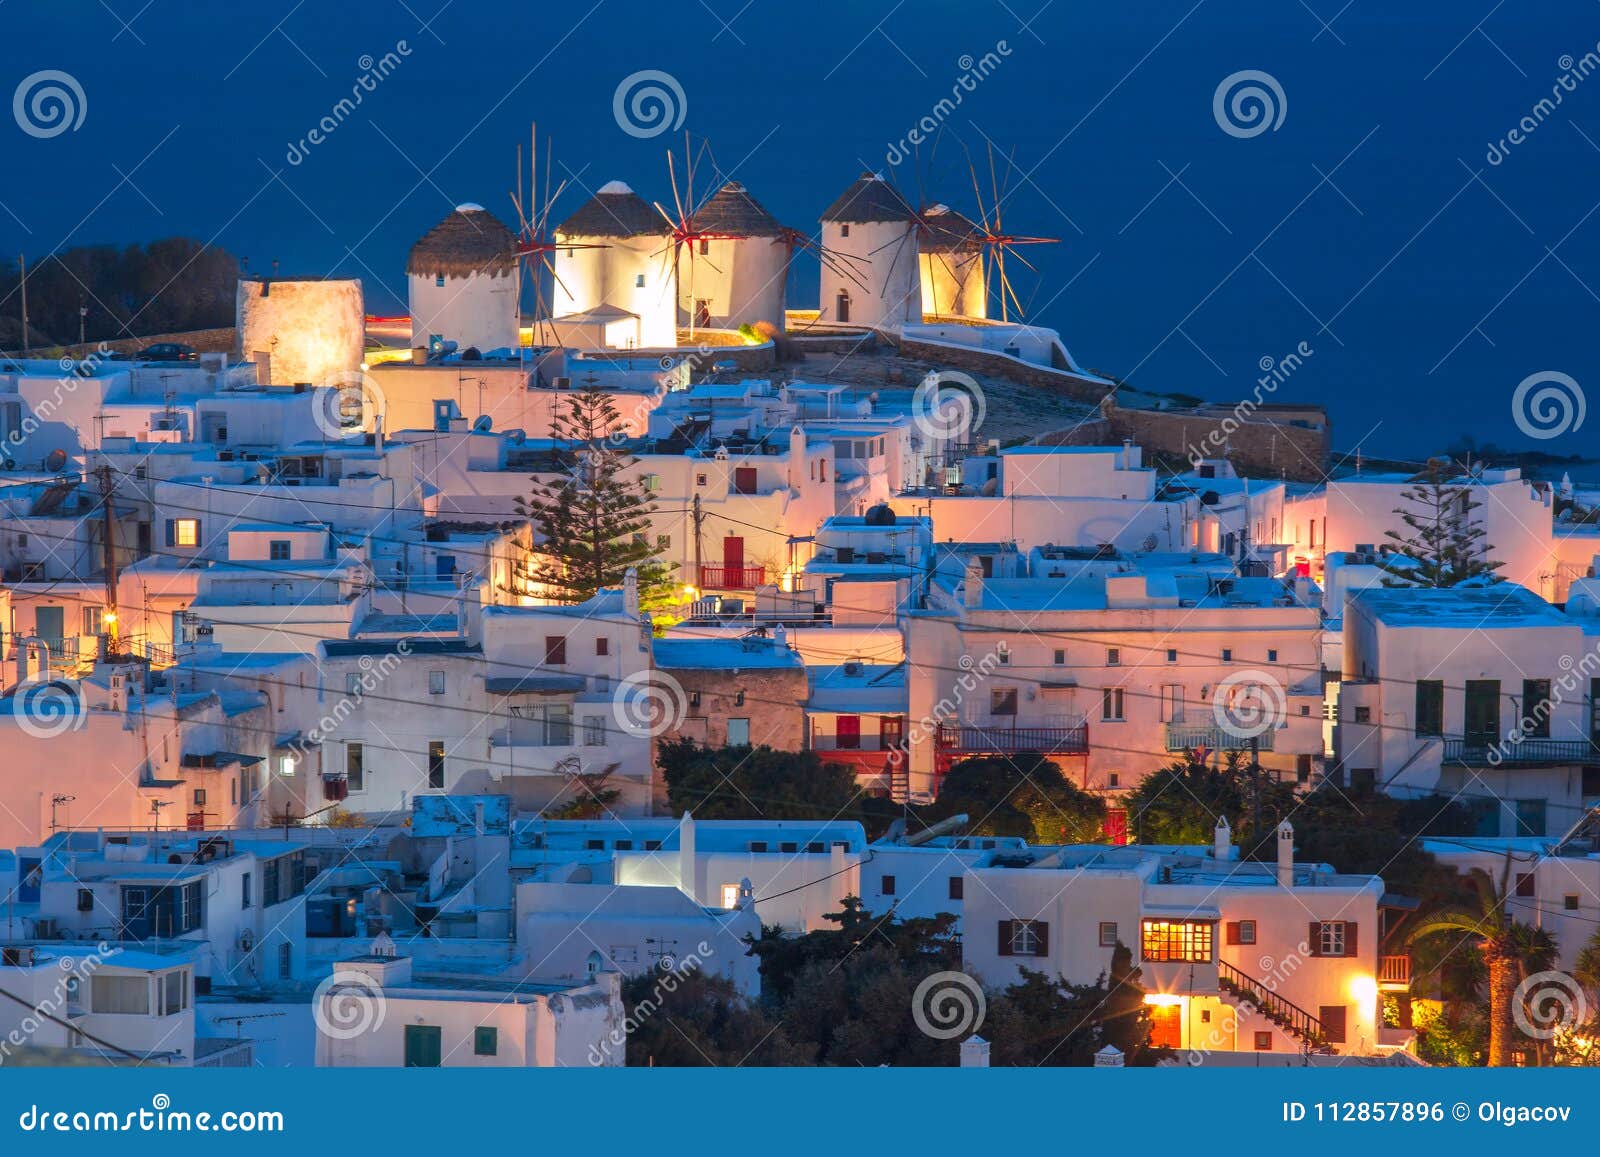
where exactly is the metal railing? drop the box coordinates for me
[1442,737,1599,766]
[699,564,765,589]
[1218,960,1326,1047]
[935,723,1089,755]
[1165,723,1277,752]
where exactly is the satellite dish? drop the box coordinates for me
[44,448,68,473]
[472,415,493,432]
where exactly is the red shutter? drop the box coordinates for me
[1345,922,1358,958]
[1225,921,1241,945]
[1035,921,1049,957]
[998,920,1013,956]
[1308,922,1322,957]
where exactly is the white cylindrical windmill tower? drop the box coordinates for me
[818,172,920,331]
[236,275,364,387]
[553,181,675,349]
[918,204,987,320]
[681,181,789,331]
[406,204,522,355]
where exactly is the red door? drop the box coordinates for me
[836,715,861,750]
[722,536,744,583]
[733,467,757,495]
[1104,807,1129,846]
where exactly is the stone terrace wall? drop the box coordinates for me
[894,331,1111,403]
[1040,399,1331,482]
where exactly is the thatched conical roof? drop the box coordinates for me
[919,204,984,253]
[694,181,783,237]
[555,181,670,239]
[821,172,917,224]
[407,204,520,280]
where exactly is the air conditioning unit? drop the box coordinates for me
[1,947,36,967]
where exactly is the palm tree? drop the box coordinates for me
[1408,855,1555,1066]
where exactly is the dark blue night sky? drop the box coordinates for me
[3,0,1598,459]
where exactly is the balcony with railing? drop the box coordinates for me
[1165,723,1276,752]
[935,723,1089,757]
[1379,953,1412,990]
[1442,737,1600,767]
[698,563,765,590]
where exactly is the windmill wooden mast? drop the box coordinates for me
[964,139,1059,323]
[509,122,608,346]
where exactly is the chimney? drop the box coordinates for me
[623,567,640,618]
[1094,1045,1125,1068]
[677,811,696,897]
[1276,821,1295,887]
[473,800,485,836]
[1213,815,1232,861]
[960,1035,990,1068]
[963,557,985,608]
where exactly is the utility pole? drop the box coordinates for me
[691,491,704,592]
[78,299,87,346]
[96,465,120,655]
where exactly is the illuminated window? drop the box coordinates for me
[1141,919,1214,963]
[720,883,740,909]
[173,519,199,547]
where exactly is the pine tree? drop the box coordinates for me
[1375,457,1502,588]
[514,377,676,607]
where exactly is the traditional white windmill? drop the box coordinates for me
[552,178,674,349]
[817,171,922,330]
[406,203,521,355]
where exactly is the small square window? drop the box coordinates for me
[1221,648,1233,662]
[749,841,768,853]
[173,519,199,547]
[644,840,661,851]
[1106,648,1120,666]
[696,473,708,487]
[585,839,605,851]
[1254,1031,1273,1051]
[269,540,290,561]
[428,670,445,695]
[990,688,1018,716]
[1354,706,1372,724]
[780,842,798,854]
[1166,649,1177,662]
[635,274,646,288]
[474,1026,498,1056]
[1267,649,1278,663]
[881,875,897,896]
[435,274,446,288]
[1098,921,1118,947]
[1108,772,1120,788]
[1238,919,1257,945]
[840,223,850,237]
[1565,894,1580,911]
[77,888,93,912]
[1053,649,1065,665]
[595,637,609,656]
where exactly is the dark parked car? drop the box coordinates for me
[136,343,199,361]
